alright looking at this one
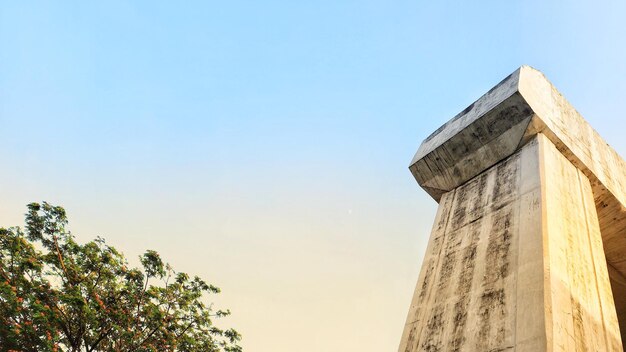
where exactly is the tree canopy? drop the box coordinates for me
[0,202,241,352]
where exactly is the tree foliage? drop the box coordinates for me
[0,202,241,352]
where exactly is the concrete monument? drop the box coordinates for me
[400,66,625,351]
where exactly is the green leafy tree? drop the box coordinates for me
[0,202,242,352]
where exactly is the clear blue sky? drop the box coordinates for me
[1,1,625,351]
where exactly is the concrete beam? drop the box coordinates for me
[410,66,625,208]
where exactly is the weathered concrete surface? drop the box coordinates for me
[400,134,623,351]
[540,133,622,351]
[401,139,531,352]
[406,66,626,348]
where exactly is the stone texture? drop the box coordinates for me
[402,67,625,351]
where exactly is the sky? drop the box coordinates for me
[1,1,625,351]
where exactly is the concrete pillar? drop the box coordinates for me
[401,66,625,351]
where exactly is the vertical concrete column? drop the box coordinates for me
[402,66,625,351]
[541,134,622,351]
[400,136,536,352]
[399,134,621,351]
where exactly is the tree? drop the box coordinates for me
[0,202,242,352]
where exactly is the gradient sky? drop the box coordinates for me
[1,1,625,351]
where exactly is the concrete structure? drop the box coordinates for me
[400,66,625,352]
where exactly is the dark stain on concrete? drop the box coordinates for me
[437,250,457,291]
[419,259,435,301]
[469,173,488,216]
[420,305,444,352]
[477,288,507,350]
[485,210,513,285]
[492,154,519,209]
[451,184,468,230]
[477,207,514,350]
[572,299,587,351]
[449,223,480,351]
[404,325,418,352]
